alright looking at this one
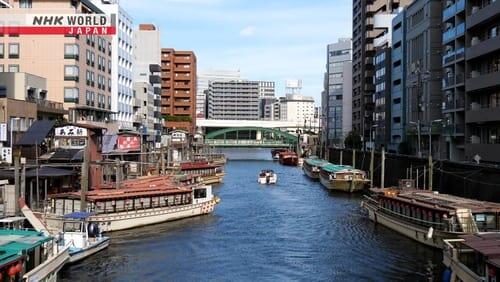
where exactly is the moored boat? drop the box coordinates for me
[319,164,369,192]
[41,175,220,233]
[258,170,277,184]
[302,157,330,179]
[59,212,110,263]
[279,151,298,166]
[271,149,287,161]
[179,161,225,184]
[361,187,500,249]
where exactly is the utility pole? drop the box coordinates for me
[339,150,343,165]
[428,155,433,191]
[352,149,356,169]
[80,145,89,212]
[14,155,20,215]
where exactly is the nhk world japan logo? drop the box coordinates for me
[0,14,116,35]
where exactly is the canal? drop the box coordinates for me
[60,155,443,281]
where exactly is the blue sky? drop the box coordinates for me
[121,0,352,104]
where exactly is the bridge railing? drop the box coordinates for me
[205,139,294,146]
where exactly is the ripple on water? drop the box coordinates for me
[60,160,443,281]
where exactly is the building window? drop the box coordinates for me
[8,43,19,59]
[0,43,3,58]
[19,0,32,8]
[91,52,95,67]
[8,64,19,72]
[64,44,79,60]
[64,88,79,103]
[64,65,79,81]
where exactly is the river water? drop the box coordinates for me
[60,150,443,281]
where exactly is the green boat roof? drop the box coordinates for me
[304,157,330,167]
[0,229,52,267]
[321,164,357,173]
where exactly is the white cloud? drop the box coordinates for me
[239,26,256,37]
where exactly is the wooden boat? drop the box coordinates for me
[443,233,500,282]
[319,164,369,192]
[40,175,220,233]
[0,228,70,282]
[258,170,277,184]
[60,212,110,263]
[361,187,500,249]
[302,157,330,179]
[279,151,298,166]
[271,149,287,161]
[179,161,225,184]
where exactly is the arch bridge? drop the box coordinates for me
[204,127,298,148]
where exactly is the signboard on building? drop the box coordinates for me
[0,124,6,142]
[1,147,12,164]
[117,136,140,151]
[171,131,187,143]
[55,126,87,137]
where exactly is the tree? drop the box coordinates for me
[344,131,362,150]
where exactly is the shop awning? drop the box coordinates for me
[50,148,83,162]
[102,134,118,154]
[16,120,56,146]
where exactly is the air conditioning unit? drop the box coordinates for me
[471,135,480,144]
[471,70,480,78]
[399,179,416,189]
[470,102,480,110]
[445,45,453,52]
[471,6,479,14]
[445,22,453,30]
[471,37,480,46]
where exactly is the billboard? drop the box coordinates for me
[117,136,141,151]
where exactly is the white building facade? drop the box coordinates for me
[91,0,134,131]
[196,69,240,118]
[280,94,317,128]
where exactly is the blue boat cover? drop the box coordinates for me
[63,211,94,219]
[16,120,55,146]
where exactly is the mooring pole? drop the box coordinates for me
[370,148,374,188]
[428,155,433,191]
[80,146,89,212]
[352,149,356,169]
[339,150,343,165]
[381,148,385,189]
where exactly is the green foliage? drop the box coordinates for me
[163,115,192,122]
[344,131,362,150]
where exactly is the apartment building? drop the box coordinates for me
[405,0,443,158]
[207,80,260,120]
[280,94,316,127]
[133,24,162,142]
[0,0,114,130]
[352,0,413,146]
[464,0,500,163]
[390,11,408,152]
[196,69,241,118]
[258,81,275,98]
[324,39,353,147]
[160,48,197,133]
[91,0,135,132]
[373,46,392,150]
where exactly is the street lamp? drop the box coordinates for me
[10,117,20,148]
[429,119,442,158]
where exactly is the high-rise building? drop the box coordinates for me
[160,48,197,133]
[260,97,278,120]
[0,0,113,129]
[390,11,408,152]
[91,0,134,132]
[207,80,260,120]
[405,0,443,158]
[280,94,316,127]
[196,69,241,118]
[324,39,353,147]
[352,0,413,146]
[133,24,162,142]
[463,0,500,163]
[258,81,275,98]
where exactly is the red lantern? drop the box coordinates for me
[15,262,22,273]
[0,271,3,280]
[8,265,17,277]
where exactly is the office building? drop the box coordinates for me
[0,0,113,129]
[196,69,241,118]
[464,0,500,163]
[352,0,413,145]
[280,94,316,127]
[160,48,197,133]
[390,11,408,153]
[258,81,275,98]
[133,24,162,142]
[207,80,260,120]
[260,97,278,120]
[324,39,353,147]
[405,0,443,158]
[91,0,134,132]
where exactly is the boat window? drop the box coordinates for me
[194,189,207,199]
[63,222,82,232]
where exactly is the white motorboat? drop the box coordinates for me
[258,170,277,184]
[59,212,110,263]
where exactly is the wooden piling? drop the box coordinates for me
[352,149,356,169]
[80,146,89,212]
[381,148,385,189]
[370,148,374,188]
[339,150,343,165]
[429,155,433,191]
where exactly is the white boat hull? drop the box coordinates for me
[361,200,464,249]
[319,174,366,192]
[302,166,320,179]
[23,245,70,282]
[69,237,110,263]
[258,175,277,184]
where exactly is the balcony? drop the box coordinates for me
[149,75,161,84]
[442,73,465,88]
[465,143,500,163]
[468,0,500,29]
[174,73,191,81]
[442,47,465,66]
[443,0,465,21]
[149,64,161,73]
[466,70,500,92]
[174,108,191,115]
[442,99,465,112]
[443,124,465,136]
[174,82,190,89]
[466,104,500,123]
[466,35,500,60]
[443,23,465,44]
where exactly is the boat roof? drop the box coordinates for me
[372,188,500,213]
[260,169,274,173]
[63,212,94,219]
[0,229,52,267]
[304,157,330,167]
[460,233,500,268]
[321,164,357,173]
[179,161,221,170]
[0,217,26,223]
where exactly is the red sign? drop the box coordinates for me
[117,136,140,151]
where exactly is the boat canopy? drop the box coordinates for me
[305,158,330,167]
[321,164,357,173]
[63,211,95,219]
